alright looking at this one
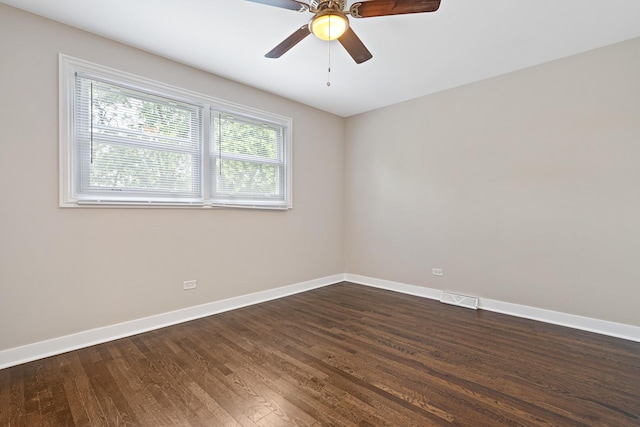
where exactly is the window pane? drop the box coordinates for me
[91,81,197,149]
[74,74,202,202]
[210,108,289,207]
[89,142,197,193]
[216,159,281,197]
[213,114,281,160]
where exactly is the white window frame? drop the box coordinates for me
[210,109,290,208]
[59,54,292,209]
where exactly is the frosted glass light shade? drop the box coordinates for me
[310,13,348,41]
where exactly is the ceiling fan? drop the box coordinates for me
[247,0,441,64]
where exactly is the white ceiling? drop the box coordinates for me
[4,0,640,116]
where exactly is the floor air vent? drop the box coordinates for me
[440,292,479,310]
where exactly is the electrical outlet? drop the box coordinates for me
[183,280,197,290]
[432,268,443,276]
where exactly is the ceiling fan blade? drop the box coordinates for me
[350,0,441,18]
[338,28,373,64]
[265,25,312,58]
[246,0,308,12]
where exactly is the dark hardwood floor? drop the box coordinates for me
[1,282,639,426]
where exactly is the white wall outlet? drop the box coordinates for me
[432,268,444,276]
[183,280,197,290]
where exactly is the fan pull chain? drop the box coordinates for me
[326,39,331,87]
[326,15,332,87]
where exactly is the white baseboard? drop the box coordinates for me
[480,298,640,342]
[3,273,638,370]
[0,274,345,370]
[346,274,442,300]
[346,274,640,343]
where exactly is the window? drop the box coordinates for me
[73,74,203,204]
[211,111,288,207]
[60,55,292,209]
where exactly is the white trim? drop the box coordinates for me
[479,298,640,343]
[345,274,640,343]
[0,274,344,370]
[345,274,442,300]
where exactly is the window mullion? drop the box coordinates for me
[202,106,211,203]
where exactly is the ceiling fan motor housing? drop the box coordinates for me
[310,0,346,13]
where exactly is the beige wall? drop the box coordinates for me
[0,5,345,351]
[345,37,640,327]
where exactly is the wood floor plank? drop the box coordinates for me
[1,282,639,426]
[21,361,46,426]
[0,368,11,425]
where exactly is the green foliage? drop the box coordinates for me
[91,144,193,192]
[88,83,198,193]
[212,114,282,197]
[213,114,278,159]
[216,160,279,196]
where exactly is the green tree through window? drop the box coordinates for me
[212,112,285,200]
[85,81,199,194]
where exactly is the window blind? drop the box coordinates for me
[74,74,203,203]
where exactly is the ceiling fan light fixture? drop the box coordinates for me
[309,11,348,41]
